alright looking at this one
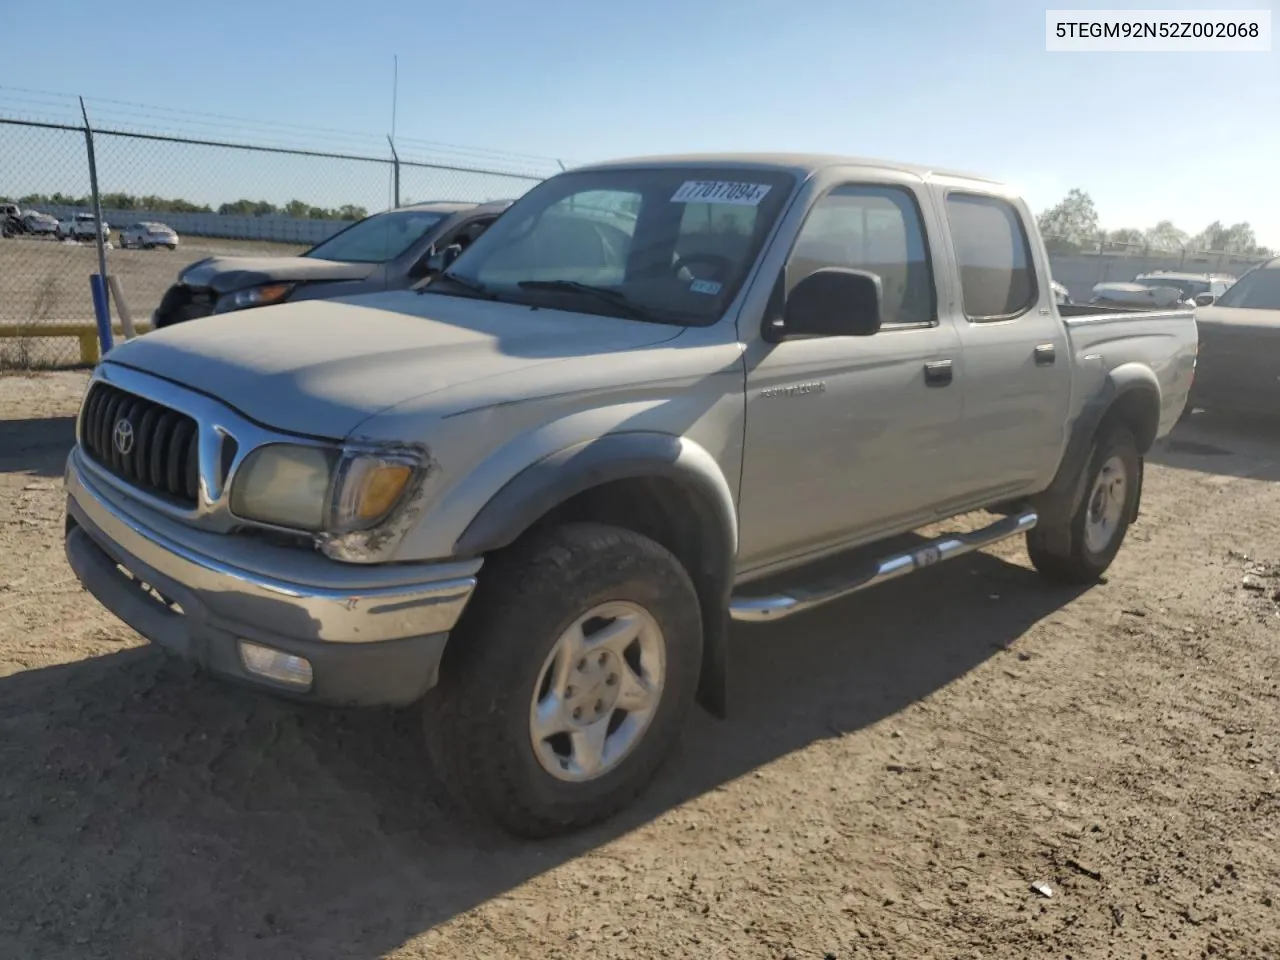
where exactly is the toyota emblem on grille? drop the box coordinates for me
[113,418,135,456]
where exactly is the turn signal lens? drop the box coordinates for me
[333,457,415,529]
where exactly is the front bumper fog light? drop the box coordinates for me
[238,640,314,689]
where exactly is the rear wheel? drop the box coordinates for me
[1028,425,1140,584]
[423,522,703,838]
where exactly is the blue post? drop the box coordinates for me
[90,274,113,357]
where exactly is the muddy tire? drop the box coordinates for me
[423,522,703,838]
[1028,425,1141,584]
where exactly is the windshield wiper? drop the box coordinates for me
[517,280,656,323]
[420,271,495,299]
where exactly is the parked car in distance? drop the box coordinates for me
[119,221,179,250]
[64,153,1197,838]
[56,211,110,242]
[23,211,59,236]
[151,199,514,327]
[1,202,24,237]
[1185,256,1280,417]
[1095,271,1236,309]
[1090,281,1191,309]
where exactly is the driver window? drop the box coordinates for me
[787,184,935,327]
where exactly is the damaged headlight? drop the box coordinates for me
[215,283,294,314]
[230,443,420,535]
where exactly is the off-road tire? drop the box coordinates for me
[1028,425,1141,584]
[423,522,703,838]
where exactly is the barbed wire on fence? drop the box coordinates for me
[0,85,571,177]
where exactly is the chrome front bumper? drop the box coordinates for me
[65,447,481,705]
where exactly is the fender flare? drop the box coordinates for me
[454,432,739,718]
[1033,363,1161,538]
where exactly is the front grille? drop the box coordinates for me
[80,383,200,505]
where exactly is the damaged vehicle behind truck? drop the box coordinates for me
[64,153,1197,837]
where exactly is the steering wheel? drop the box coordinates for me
[672,252,735,283]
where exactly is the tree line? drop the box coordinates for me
[3,192,368,221]
[1038,189,1273,257]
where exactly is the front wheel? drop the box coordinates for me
[1028,425,1140,584]
[423,522,703,838]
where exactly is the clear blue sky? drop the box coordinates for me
[5,0,1278,243]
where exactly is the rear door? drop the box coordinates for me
[935,187,1073,503]
[737,173,965,569]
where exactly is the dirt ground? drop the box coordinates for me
[1,371,1278,960]
[0,236,305,367]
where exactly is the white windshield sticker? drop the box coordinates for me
[671,180,772,206]
[690,279,722,295]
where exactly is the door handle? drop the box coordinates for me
[924,359,953,387]
[1034,343,1056,366]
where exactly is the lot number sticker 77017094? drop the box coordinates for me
[671,181,773,206]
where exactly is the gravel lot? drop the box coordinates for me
[1,371,1278,959]
[0,236,305,366]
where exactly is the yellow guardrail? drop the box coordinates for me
[0,323,154,365]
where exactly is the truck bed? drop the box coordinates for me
[1058,303,1194,321]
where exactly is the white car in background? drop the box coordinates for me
[119,221,180,250]
[56,212,110,243]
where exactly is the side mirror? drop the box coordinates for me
[780,268,882,339]
[1194,293,1215,307]
[424,242,464,276]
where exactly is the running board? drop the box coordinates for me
[728,510,1038,623]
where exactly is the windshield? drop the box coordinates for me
[1212,268,1280,310]
[427,166,797,326]
[1136,277,1208,297]
[304,209,447,263]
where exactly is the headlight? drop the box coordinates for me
[229,443,419,533]
[216,283,294,313]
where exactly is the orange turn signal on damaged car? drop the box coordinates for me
[333,457,416,527]
[219,282,295,312]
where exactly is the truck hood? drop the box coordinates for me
[104,291,686,438]
[179,255,380,294]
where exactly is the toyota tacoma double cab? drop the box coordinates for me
[63,153,1198,837]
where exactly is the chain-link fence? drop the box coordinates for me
[1,115,553,368]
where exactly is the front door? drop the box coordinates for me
[737,179,966,573]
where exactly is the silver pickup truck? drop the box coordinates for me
[63,153,1197,837]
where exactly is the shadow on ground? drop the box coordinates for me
[1149,410,1280,483]
[0,415,75,478]
[0,550,1084,959]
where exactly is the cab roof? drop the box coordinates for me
[397,199,514,215]
[572,152,1005,187]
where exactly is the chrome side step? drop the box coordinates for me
[728,510,1038,623]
